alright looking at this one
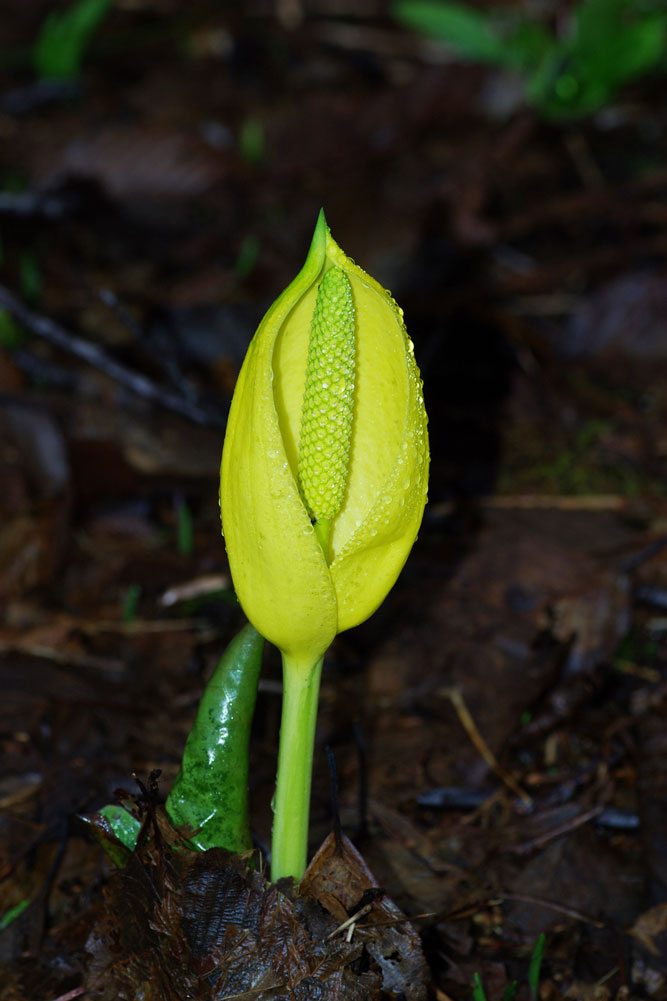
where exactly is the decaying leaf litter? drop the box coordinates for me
[2,1,667,998]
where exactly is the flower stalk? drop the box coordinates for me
[271,654,324,881]
[220,210,429,881]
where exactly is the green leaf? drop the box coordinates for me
[572,0,666,92]
[529,0,667,118]
[33,0,112,81]
[395,0,667,121]
[98,804,142,851]
[165,623,264,854]
[393,1,552,73]
[393,1,510,64]
[79,804,141,867]
[502,22,554,74]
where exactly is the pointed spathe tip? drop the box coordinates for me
[315,207,329,237]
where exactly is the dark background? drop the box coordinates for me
[2,2,667,998]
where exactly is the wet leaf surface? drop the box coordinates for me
[302,832,428,1000]
[85,814,394,1000]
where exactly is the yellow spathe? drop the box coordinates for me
[220,210,429,671]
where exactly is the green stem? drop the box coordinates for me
[271,654,324,881]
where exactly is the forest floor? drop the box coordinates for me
[1,2,667,999]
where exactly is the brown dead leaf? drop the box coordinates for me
[301,831,429,1001]
[564,983,612,1000]
[629,902,667,958]
[86,815,384,1000]
[0,511,67,602]
[33,125,224,203]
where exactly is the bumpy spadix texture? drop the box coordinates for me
[220,211,429,671]
[298,266,355,525]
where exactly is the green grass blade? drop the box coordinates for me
[528,933,547,1001]
[502,981,519,1001]
[472,972,488,1001]
[0,899,30,931]
[33,0,111,80]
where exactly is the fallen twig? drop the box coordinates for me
[510,805,604,855]
[498,891,605,928]
[50,988,86,1001]
[49,989,86,1001]
[326,902,373,941]
[440,686,532,807]
[0,285,225,428]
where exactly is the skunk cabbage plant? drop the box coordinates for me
[221,210,429,880]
